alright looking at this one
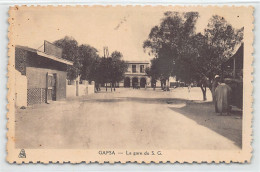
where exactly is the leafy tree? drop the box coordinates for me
[98,57,110,90]
[193,16,243,100]
[54,36,80,80]
[145,57,167,89]
[111,52,128,91]
[144,12,243,100]
[144,12,199,90]
[98,51,127,92]
[78,44,99,81]
[111,51,123,61]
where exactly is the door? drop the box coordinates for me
[46,73,57,102]
[52,74,57,101]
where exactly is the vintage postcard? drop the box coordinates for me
[7,5,253,163]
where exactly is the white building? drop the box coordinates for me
[119,61,151,88]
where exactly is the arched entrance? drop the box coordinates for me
[124,77,130,87]
[132,77,138,88]
[140,78,146,88]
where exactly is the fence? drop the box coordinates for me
[27,88,46,106]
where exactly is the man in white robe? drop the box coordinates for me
[215,81,232,115]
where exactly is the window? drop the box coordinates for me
[140,65,145,73]
[132,65,136,73]
[127,64,131,72]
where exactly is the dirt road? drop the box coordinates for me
[15,87,242,149]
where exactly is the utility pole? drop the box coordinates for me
[103,46,109,92]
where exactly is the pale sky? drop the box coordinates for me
[12,6,246,61]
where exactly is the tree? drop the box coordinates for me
[87,57,102,91]
[98,57,110,90]
[144,12,243,100]
[100,51,127,92]
[78,44,99,81]
[194,16,243,100]
[111,51,123,61]
[54,36,80,80]
[111,53,128,91]
[145,57,166,90]
[54,37,104,89]
[144,12,199,90]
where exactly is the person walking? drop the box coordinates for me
[215,79,232,115]
[187,83,192,100]
[212,75,220,112]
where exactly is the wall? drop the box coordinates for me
[126,63,149,74]
[87,84,95,95]
[78,84,87,96]
[66,80,94,97]
[26,67,67,104]
[15,70,27,107]
[119,82,124,87]
[15,47,27,75]
[66,84,76,98]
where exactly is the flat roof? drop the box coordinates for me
[126,61,150,64]
[16,45,73,66]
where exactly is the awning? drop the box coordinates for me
[37,51,73,66]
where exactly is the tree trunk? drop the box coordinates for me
[110,82,112,92]
[166,78,170,91]
[106,83,107,92]
[200,86,207,101]
[114,83,116,91]
[209,87,214,102]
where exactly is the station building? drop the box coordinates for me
[118,61,151,88]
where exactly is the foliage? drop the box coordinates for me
[54,36,80,80]
[99,52,127,85]
[143,12,243,100]
[145,58,161,84]
[77,44,99,81]
[143,12,199,82]
[111,51,123,61]
[54,37,127,88]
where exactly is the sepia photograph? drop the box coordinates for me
[7,5,253,163]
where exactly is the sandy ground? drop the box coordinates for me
[15,87,242,150]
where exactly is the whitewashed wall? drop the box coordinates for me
[66,84,76,97]
[15,70,27,107]
[66,80,95,97]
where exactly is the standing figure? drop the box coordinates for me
[188,84,191,93]
[212,75,220,107]
[215,81,232,115]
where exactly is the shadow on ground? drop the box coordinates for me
[83,95,242,148]
[83,97,188,105]
[168,101,242,148]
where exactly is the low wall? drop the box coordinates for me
[87,85,95,95]
[66,85,76,98]
[78,84,87,96]
[66,80,95,97]
[15,70,27,107]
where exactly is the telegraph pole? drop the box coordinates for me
[103,46,109,92]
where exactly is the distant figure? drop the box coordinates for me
[95,83,100,92]
[212,75,220,104]
[187,84,192,100]
[215,80,232,115]
[188,84,191,93]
